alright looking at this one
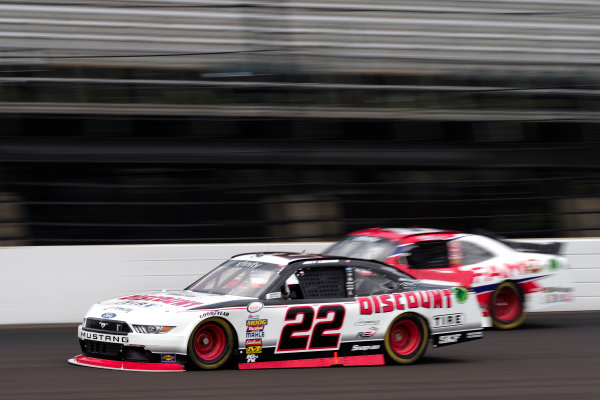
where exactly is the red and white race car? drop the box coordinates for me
[69,252,483,371]
[325,228,574,329]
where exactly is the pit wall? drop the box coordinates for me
[2,239,598,325]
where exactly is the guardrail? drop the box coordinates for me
[1,239,598,324]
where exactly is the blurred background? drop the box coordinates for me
[0,0,598,245]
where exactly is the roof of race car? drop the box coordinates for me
[231,252,333,266]
[348,227,463,243]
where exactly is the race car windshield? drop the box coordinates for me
[324,236,398,262]
[188,260,282,297]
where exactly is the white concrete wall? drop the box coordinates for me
[1,239,598,325]
[550,239,600,312]
[1,243,329,325]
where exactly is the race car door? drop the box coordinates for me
[246,262,391,366]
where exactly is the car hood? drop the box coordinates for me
[87,290,250,319]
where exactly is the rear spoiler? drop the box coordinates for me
[503,240,563,255]
[472,229,562,255]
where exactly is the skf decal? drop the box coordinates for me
[161,354,177,363]
[358,290,453,315]
[438,334,461,345]
[118,294,202,308]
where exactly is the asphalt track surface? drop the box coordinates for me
[2,312,600,400]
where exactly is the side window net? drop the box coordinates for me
[295,267,346,298]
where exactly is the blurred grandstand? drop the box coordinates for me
[0,0,598,245]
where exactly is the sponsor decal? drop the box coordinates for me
[356,327,378,338]
[246,319,268,326]
[246,339,262,347]
[432,313,464,328]
[80,330,129,343]
[346,267,355,297]
[470,261,542,285]
[104,306,133,313]
[246,346,262,354]
[266,292,282,299]
[452,287,469,304]
[544,287,573,293]
[358,290,453,315]
[525,259,543,273]
[247,325,265,332]
[246,354,259,363]
[550,259,560,270]
[198,310,230,319]
[354,319,381,326]
[234,261,262,268]
[466,331,484,339]
[448,241,463,266]
[544,287,574,303]
[545,293,574,303]
[101,313,116,319]
[161,354,177,363]
[246,331,265,339]
[437,334,461,345]
[351,344,380,351]
[247,302,264,313]
[118,300,160,308]
[302,259,340,265]
[119,295,203,308]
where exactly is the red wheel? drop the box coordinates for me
[188,318,234,369]
[384,314,428,365]
[390,319,420,356]
[490,281,527,330]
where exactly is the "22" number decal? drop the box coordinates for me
[277,305,345,352]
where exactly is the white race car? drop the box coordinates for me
[69,252,484,371]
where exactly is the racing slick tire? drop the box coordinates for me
[490,281,527,330]
[384,313,429,365]
[187,318,235,370]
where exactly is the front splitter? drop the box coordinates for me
[68,355,185,372]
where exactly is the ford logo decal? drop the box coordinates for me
[101,313,116,319]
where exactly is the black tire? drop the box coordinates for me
[187,318,234,370]
[384,313,429,365]
[490,281,527,330]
